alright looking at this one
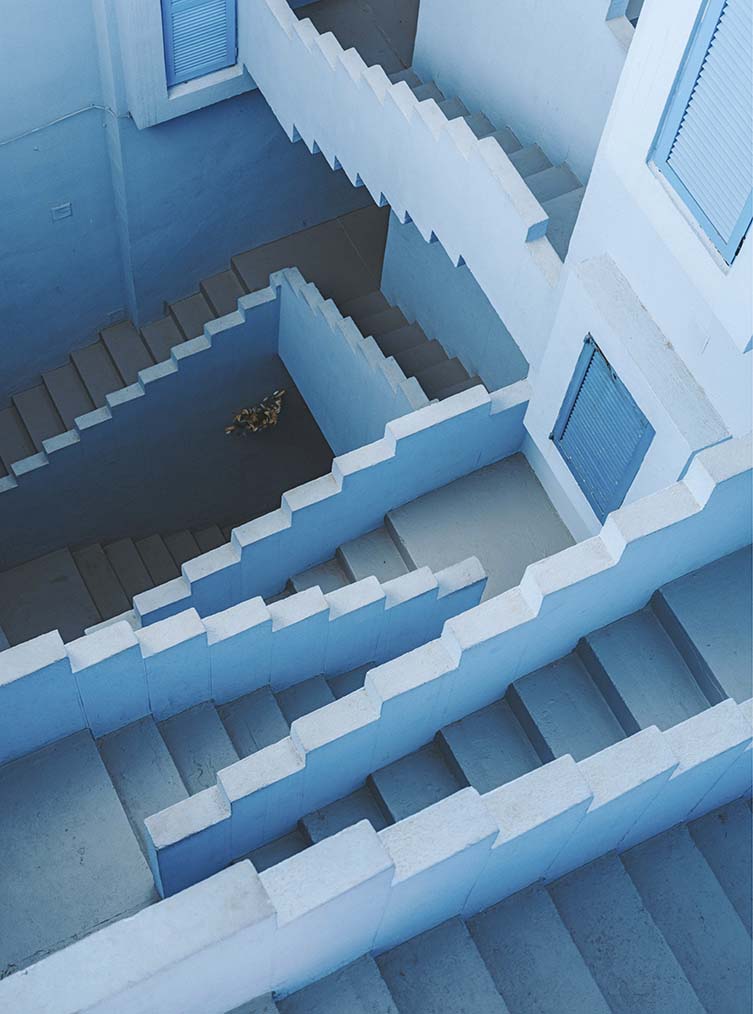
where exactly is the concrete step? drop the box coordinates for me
[194,525,226,553]
[280,955,398,1014]
[622,826,752,1013]
[388,68,422,88]
[169,291,216,340]
[159,703,240,794]
[290,557,350,594]
[104,538,154,599]
[487,126,522,154]
[140,315,184,363]
[438,700,541,795]
[100,321,155,385]
[12,385,65,452]
[0,547,100,645]
[439,97,468,120]
[653,548,752,704]
[300,784,390,845]
[435,375,484,400]
[415,357,469,400]
[507,654,625,762]
[0,405,35,469]
[135,534,181,585]
[378,918,509,1013]
[71,341,124,408]
[326,663,372,699]
[163,529,201,568]
[42,362,95,430]
[689,799,753,935]
[218,687,290,758]
[393,338,448,378]
[358,306,409,338]
[579,606,710,733]
[463,111,496,140]
[337,525,410,583]
[97,717,189,856]
[508,144,552,178]
[525,165,581,204]
[470,885,610,1014]
[200,269,247,317]
[542,186,585,260]
[340,290,391,327]
[275,676,337,725]
[375,323,429,359]
[550,854,704,1013]
[72,543,130,620]
[367,741,465,822]
[413,81,444,103]
[248,829,309,873]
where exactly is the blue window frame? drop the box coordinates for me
[651,0,752,264]
[161,0,237,88]
[551,337,654,523]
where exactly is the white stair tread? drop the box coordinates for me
[378,918,509,1014]
[97,717,189,855]
[440,700,541,794]
[470,885,610,1014]
[300,785,389,845]
[290,557,350,594]
[508,654,624,762]
[550,855,704,1014]
[368,742,464,822]
[281,955,397,1014]
[622,826,752,1013]
[159,703,239,794]
[275,676,336,726]
[337,526,409,583]
[218,688,290,758]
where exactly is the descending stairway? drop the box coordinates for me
[250,547,752,868]
[236,797,751,1014]
[386,68,585,263]
[338,290,484,401]
[0,206,388,480]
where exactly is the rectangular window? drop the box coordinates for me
[162,0,237,88]
[652,0,752,264]
[552,337,654,523]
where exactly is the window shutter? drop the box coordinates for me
[553,339,653,523]
[162,0,237,87]
[655,0,752,262]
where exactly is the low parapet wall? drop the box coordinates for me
[133,381,531,625]
[0,558,485,767]
[3,696,750,1014]
[143,434,752,896]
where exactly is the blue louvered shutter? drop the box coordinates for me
[654,0,753,263]
[162,0,237,87]
[552,339,654,523]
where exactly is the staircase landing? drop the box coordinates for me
[387,454,574,599]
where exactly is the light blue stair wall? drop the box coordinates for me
[276,268,427,455]
[380,213,528,391]
[0,558,485,765]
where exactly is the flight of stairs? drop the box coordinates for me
[388,68,586,262]
[0,207,389,480]
[97,669,370,861]
[338,291,484,401]
[235,797,752,1014]
[247,547,752,871]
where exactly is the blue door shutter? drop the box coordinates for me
[552,338,654,523]
[162,0,237,87]
[654,0,752,263]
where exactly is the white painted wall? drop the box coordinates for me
[412,0,628,183]
[568,0,753,434]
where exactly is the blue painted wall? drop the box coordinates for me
[0,0,369,398]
